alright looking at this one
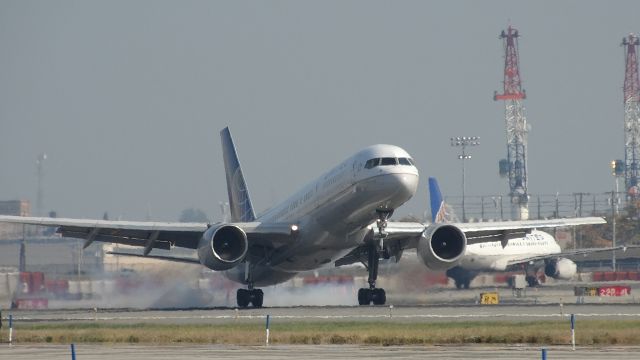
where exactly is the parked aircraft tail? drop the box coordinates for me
[428,177,460,223]
[220,127,256,222]
[428,177,446,223]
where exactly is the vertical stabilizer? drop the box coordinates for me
[428,177,459,223]
[220,127,256,222]
[428,177,446,223]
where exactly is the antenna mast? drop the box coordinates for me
[622,33,640,198]
[495,25,529,220]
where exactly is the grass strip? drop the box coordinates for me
[4,320,640,346]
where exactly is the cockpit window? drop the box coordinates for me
[365,157,413,168]
[364,158,380,169]
[380,157,397,166]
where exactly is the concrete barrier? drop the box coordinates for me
[68,280,80,299]
[80,280,92,298]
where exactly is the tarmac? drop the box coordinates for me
[2,283,640,359]
[6,303,640,325]
[2,344,640,360]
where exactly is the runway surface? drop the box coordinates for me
[2,344,640,360]
[7,303,640,325]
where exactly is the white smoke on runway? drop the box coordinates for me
[263,282,360,307]
[46,250,447,309]
[61,264,210,309]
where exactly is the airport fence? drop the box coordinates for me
[443,191,623,221]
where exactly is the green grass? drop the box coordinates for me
[5,320,640,346]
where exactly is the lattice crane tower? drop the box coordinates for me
[494,25,529,220]
[622,34,640,198]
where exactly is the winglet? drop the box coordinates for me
[220,127,256,222]
[428,177,446,223]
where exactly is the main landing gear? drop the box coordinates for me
[525,275,540,287]
[446,267,473,289]
[236,262,264,308]
[525,265,540,287]
[236,287,263,308]
[358,210,391,306]
[357,244,386,305]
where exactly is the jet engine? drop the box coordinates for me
[417,224,466,270]
[197,224,248,271]
[544,258,577,280]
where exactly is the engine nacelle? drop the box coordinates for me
[544,258,577,280]
[197,224,248,271]
[417,224,466,270]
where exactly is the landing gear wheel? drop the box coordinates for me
[237,288,250,308]
[372,288,386,305]
[251,289,264,308]
[358,288,370,305]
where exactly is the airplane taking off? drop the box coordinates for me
[426,177,617,289]
[0,128,606,307]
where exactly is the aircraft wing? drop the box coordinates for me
[374,216,606,248]
[423,177,606,244]
[0,215,298,253]
[505,245,633,267]
[453,217,607,246]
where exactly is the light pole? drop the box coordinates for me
[611,160,624,271]
[36,153,47,216]
[451,136,480,222]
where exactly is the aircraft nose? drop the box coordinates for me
[381,171,419,206]
[395,172,419,198]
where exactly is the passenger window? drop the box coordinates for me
[380,157,397,166]
[364,158,379,169]
[399,158,411,166]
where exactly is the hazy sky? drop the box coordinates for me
[1,0,638,221]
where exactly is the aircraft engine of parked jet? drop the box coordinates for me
[197,224,248,271]
[417,224,467,270]
[544,258,577,280]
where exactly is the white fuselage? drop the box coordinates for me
[458,230,561,271]
[225,144,419,286]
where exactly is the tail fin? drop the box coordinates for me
[220,127,256,222]
[428,177,446,223]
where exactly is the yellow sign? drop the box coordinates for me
[574,287,599,296]
[480,292,499,304]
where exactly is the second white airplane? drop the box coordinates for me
[426,177,620,289]
[0,128,605,307]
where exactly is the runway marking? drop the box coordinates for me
[13,313,640,322]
